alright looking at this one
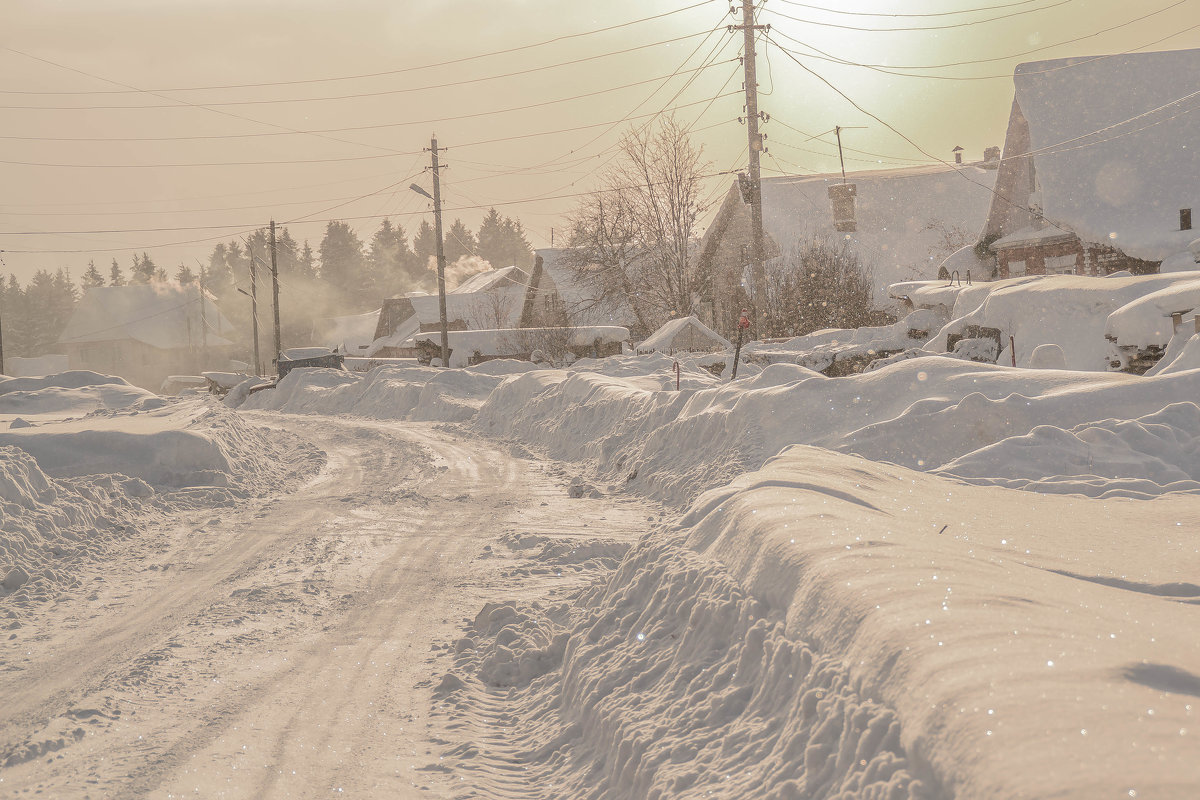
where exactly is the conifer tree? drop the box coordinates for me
[368,218,413,297]
[1,275,28,357]
[412,221,438,270]
[81,260,105,289]
[175,264,196,284]
[131,252,157,284]
[444,219,476,263]
[109,259,126,286]
[297,240,316,281]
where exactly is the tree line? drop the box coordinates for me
[0,209,534,360]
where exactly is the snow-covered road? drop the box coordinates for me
[0,415,654,798]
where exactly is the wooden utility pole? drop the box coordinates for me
[428,136,451,367]
[734,0,769,336]
[269,220,282,370]
[247,244,262,377]
[0,298,5,377]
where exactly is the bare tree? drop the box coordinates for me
[562,117,713,338]
[761,236,876,338]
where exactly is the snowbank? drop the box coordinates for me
[447,445,1200,798]
[234,361,543,423]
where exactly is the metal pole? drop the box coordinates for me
[270,220,282,369]
[247,244,262,377]
[739,0,768,337]
[430,135,451,367]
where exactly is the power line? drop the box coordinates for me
[763,0,1072,32]
[0,0,718,95]
[767,0,1191,71]
[772,0,1045,17]
[763,31,1075,236]
[0,30,715,112]
[1,169,743,253]
[0,61,735,170]
[769,17,1200,81]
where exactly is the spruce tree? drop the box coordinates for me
[109,259,126,286]
[476,208,506,267]
[412,221,438,271]
[368,218,412,297]
[81,260,105,289]
[131,252,157,284]
[175,264,196,284]
[444,219,476,263]
[297,240,316,281]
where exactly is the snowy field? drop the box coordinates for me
[4,280,1200,798]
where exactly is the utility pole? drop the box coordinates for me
[197,279,208,372]
[734,0,769,336]
[427,135,451,368]
[246,244,262,377]
[269,219,282,369]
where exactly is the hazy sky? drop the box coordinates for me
[1,0,1197,285]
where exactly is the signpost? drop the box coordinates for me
[731,309,750,380]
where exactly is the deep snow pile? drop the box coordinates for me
[0,446,148,610]
[476,354,1200,504]
[445,446,1200,799]
[231,353,732,418]
[233,360,538,421]
[0,370,154,416]
[445,530,925,800]
[1,373,324,613]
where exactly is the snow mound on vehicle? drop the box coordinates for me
[0,400,322,493]
[936,402,1200,498]
[0,370,131,395]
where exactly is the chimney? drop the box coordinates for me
[952,145,964,165]
[1182,208,1193,231]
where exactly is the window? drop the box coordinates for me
[1045,254,1077,274]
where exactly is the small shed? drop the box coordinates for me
[636,316,731,355]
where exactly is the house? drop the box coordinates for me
[367,265,559,358]
[312,309,381,356]
[58,284,237,391]
[636,316,731,356]
[981,48,1200,279]
[531,248,640,330]
[697,161,999,332]
[367,255,637,359]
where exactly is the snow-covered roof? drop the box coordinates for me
[636,316,731,354]
[745,164,998,293]
[409,285,528,329]
[1004,48,1200,261]
[452,265,530,294]
[536,248,640,328]
[312,309,380,353]
[59,284,236,348]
